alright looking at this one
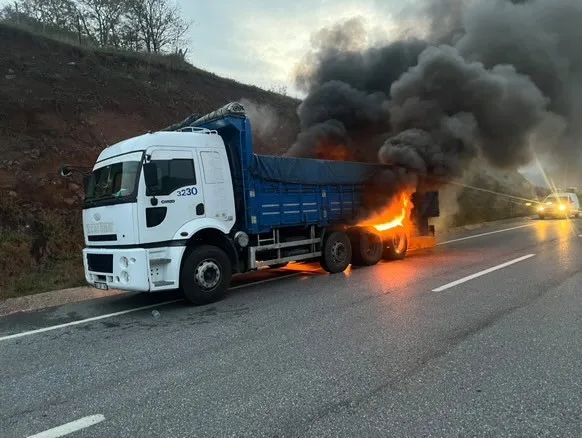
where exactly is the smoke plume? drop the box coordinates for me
[239,98,280,140]
[289,0,582,204]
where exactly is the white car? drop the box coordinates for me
[538,193,580,219]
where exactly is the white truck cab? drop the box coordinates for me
[79,128,236,294]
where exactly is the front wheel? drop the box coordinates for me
[320,230,352,273]
[180,245,232,305]
[382,226,408,260]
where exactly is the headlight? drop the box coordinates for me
[120,256,129,268]
[538,206,545,212]
[121,271,130,283]
[559,205,566,211]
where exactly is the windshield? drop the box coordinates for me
[85,161,140,202]
[544,196,570,204]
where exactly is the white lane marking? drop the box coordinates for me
[437,224,534,245]
[0,299,182,342]
[27,414,105,438]
[0,272,305,343]
[432,254,536,292]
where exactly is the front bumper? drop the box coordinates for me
[539,208,571,217]
[83,248,150,292]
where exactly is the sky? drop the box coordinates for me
[180,0,411,96]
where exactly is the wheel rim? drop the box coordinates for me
[195,259,221,290]
[391,231,406,254]
[331,240,347,265]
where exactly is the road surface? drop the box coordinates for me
[1,218,581,437]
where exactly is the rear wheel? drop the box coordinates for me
[350,227,383,266]
[320,231,352,273]
[180,245,232,305]
[382,226,408,260]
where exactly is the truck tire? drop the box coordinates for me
[382,226,408,260]
[180,245,232,305]
[350,227,383,266]
[320,231,352,273]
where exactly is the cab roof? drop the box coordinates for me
[96,129,221,163]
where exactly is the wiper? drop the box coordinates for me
[84,193,116,204]
[94,194,118,201]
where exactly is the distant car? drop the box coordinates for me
[537,193,580,219]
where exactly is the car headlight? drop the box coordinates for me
[120,256,129,269]
[559,205,566,211]
[538,206,545,212]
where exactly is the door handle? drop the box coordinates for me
[196,203,205,215]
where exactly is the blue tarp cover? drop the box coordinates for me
[251,154,389,185]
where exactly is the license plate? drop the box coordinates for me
[94,282,108,290]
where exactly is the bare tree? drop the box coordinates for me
[76,0,127,47]
[126,0,192,53]
[268,84,289,96]
[2,0,193,55]
[11,0,78,33]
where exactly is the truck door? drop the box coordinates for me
[138,148,204,244]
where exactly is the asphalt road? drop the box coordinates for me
[1,218,581,437]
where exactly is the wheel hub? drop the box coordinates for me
[331,241,347,264]
[195,259,221,290]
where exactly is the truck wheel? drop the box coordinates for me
[350,227,383,266]
[180,245,232,305]
[320,231,352,273]
[382,226,408,260]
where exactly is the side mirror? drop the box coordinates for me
[143,162,158,189]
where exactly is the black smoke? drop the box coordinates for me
[289,0,582,196]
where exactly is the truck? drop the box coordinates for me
[61,102,439,305]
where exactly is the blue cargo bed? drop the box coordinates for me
[196,112,403,235]
[244,155,391,234]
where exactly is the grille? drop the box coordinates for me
[88,234,118,242]
[86,253,113,273]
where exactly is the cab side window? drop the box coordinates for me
[146,159,196,196]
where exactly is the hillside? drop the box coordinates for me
[0,23,300,297]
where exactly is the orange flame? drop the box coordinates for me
[360,192,413,232]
